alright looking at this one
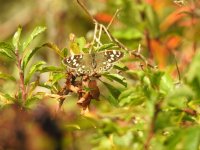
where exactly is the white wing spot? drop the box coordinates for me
[110,54,114,58]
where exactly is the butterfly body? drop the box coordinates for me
[63,50,124,75]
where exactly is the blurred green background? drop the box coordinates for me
[1,0,200,150]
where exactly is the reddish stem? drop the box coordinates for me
[15,50,26,102]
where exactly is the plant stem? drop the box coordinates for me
[144,101,161,150]
[145,30,153,59]
[15,50,26,102]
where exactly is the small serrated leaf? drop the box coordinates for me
[23,26,46,50]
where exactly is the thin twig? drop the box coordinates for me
[76,0,96,23]
[107,8,121,29]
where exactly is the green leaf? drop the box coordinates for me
[102,73,127,87]
[0,42,15,59]
[69,39,80,54]
[186,52,200,84]
[43,42,63,58]
[96,43,116,51]
[25,61,46,84]
[39,66,64,73]
[183,127,200,150]
[144,4,160,37]
[51,73,65,85]
[113,28,142,40]
[0,72,16,82]
[0,92,15,102]
[12,26,22,50]
[164,127,200,150]
[23,26,46,50]
[164,129,183,149]
[166,85,194,100]
[113,63,129,71]
[25,96,40,108]
[61,48,68,57]
[102,81,121,99]
[149,71,164,89]
[118,87,146,107]
[76,37,86,52]
[22,46,43,70]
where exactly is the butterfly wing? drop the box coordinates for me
[63,54,93,74]
[63,55,83,68]
[94,50,124,73]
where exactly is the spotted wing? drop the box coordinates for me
[63,54,94,75]
[104,50,124,63]
[63,55,83,68]
[75,54,94,75]
[94,50,124,73]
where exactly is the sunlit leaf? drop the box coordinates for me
[0,42,15,59]
[39,66,64,73]
[12,26,22,50]
[23,26,46,50]
[76,37,86,52]
[0,92,15,102]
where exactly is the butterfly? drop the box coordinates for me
[63,50,124,75]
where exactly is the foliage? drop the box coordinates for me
[0,0,200,150]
